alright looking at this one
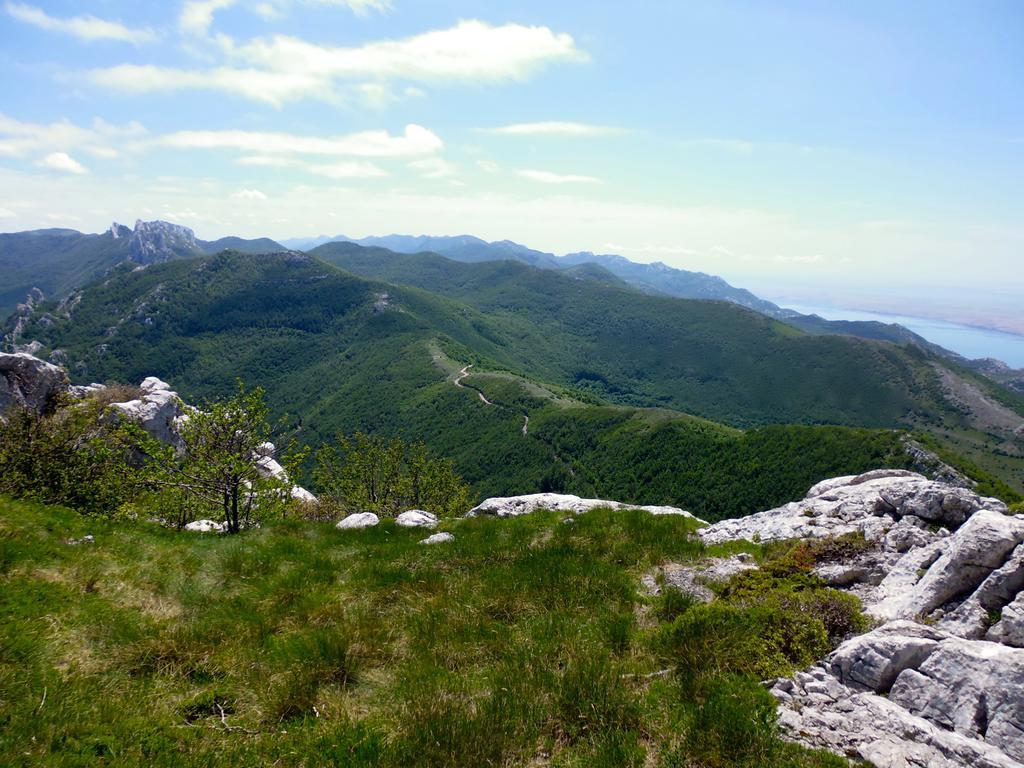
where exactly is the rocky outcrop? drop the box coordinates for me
[108,376,187,451]
[336,512,379,530]
[467,492,701,520]
[0,352,69,415]
[700,470,1024,767]
[396,510,438,528]
[126,220,199,264]
[774,657,1022,768]
[699,469,1004,547]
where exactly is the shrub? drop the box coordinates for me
[314,432,471,518]
[0,398,141,515]
[653,601,828,681]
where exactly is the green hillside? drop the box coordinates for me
[12,249,967,517]
[311,243,957,427]
[0,228,130,317]
[0,495,855,768]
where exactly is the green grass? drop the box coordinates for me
[0,496,849,767]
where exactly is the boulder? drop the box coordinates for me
[396,510,438,528]
[336,512,379,530]
[0,352,69,415]
[889,637,1024,762]
[251,442,317,504]
[108,378,186,450]
[467,492,700,520]
[419,532,455,545]
[185,519,225,533]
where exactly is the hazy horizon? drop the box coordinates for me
[2,1,1022,313]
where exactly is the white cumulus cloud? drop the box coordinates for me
[89,20,586,104]
[37,152,88,174]
[0,113,145,162]
[516,169,600,184]
[4,2,155,44]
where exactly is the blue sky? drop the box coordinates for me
[1,1,1022,317]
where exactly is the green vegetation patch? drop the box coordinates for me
[1,497,848,767]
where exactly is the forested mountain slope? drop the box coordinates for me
[14,249,985,516]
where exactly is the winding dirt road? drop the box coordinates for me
[453,364,529,435]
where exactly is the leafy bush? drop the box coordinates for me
[0,397,141,515]
[314,432,471,518]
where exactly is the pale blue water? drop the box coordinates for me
[784,303,1024,368]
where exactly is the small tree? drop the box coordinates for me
[314,433,471,518]
[142,383,289,533]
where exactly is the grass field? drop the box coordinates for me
[0,496,855,767]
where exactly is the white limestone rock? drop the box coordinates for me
[108,377,186,450]
[336,512,379,530]
[941,543,1024,640]
[396,509,438,528]
[185,519,225,533]
[467,492,700,521]
[419,532,455,545]
[871,510,1024,622]
[829,620,946,692]
[252,441,317,504]
[773,662,1022,768]
[988,593,1024,647]
[699,470,1005,547]
[0,352,69,415]
[889,637,1024,762]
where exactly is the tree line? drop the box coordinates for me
[0,383,471,533]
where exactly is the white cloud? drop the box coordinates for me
[4,2,155,44]
[179,0,236,36]
[0,113,145,161]
[517,169,600,184]
[476,160,499,173]
[603,242,699,257]
[486,121,622,137]
[152,124,442,158]
[231,188,268,200]
[37,152,88,174]
[90,20,586,104]
[0,206,15,218]
[235,21,585,82]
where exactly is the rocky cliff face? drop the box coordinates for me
[700,471,1024,768]
[123,219,199,264]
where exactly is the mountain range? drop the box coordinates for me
[4,225,1023,508]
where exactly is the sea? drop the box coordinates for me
[782,303,1024,369]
